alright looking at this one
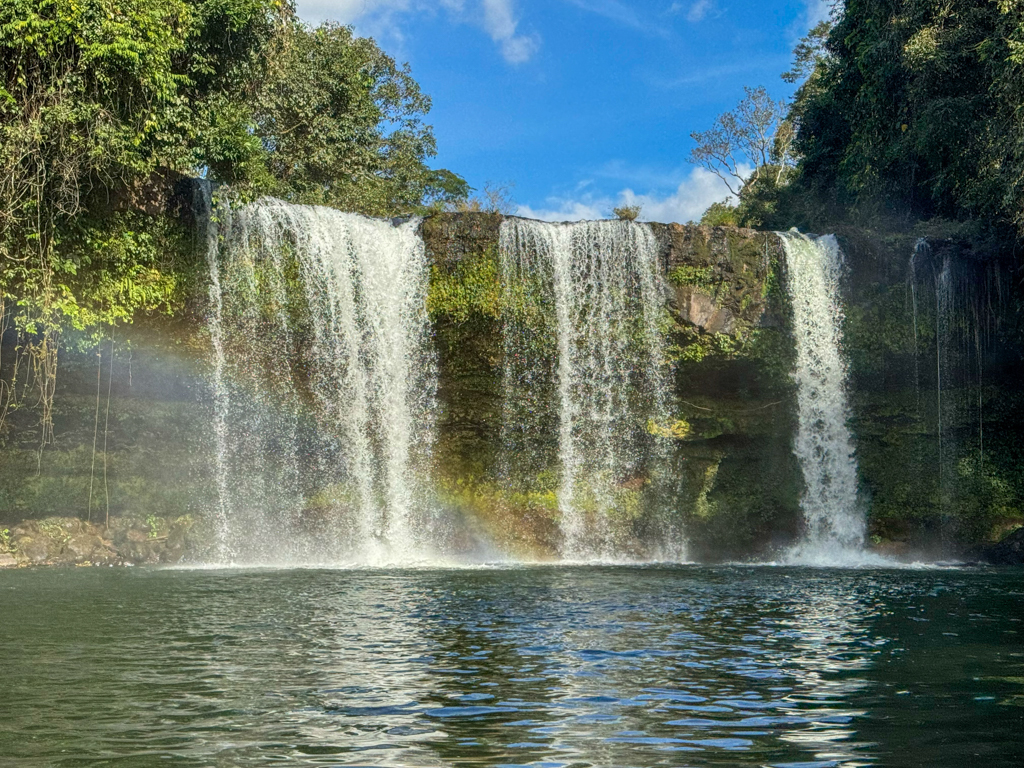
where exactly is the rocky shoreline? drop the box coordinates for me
[2,515,1020,568]
[0,516,195,568]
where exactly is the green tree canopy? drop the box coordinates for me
[1,0,467,438]
[793,0,1024,229]
[250,22,468,215]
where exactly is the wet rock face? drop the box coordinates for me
[422,215,782,339]
[420,215,799,561]
[421,212,503,267]
[982,526,1024,565]
[61,533,116,565]
[1,213,797,563]
[658,224,783,336]
[675,287,737,334]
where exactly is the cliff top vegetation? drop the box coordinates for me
[0,0,468,439]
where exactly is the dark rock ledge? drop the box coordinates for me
[0,516,194,568]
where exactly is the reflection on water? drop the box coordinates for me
[0,567,1021,767]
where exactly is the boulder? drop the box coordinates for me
[159,527,188,564]
[0,553,17,568]
[10,520,41,538]
[15,536,50,564]
[982,526,1024,565]
[64,533,116,564]
[122,536,161,565]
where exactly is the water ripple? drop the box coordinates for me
[0,566,1020,767]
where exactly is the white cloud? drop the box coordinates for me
[653,56,789,89]
[684,0,713,22]
[563,0,660,35]
[622,168,737,223]
[295,0,536,64]
[517,199,607,222]
[593,160,693,189]
[517,167,736,224]
[804,0,835,27]
[298,0,404,25]
[786,1,837,45]
[482,0,538,64]
[666,1,717,22]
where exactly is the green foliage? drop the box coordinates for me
[693,459,722,519]
[0,0,467,439]
[671,328,748,363]
[613,204,642,221]
[699,201,740,226]
[668,265,715,289]
[782,20,834,84]
[732,169,797,229]
[435,475,560,559]
[425,238,554,338]
[793,0,1024,231]
[646,418,693,440]
[0,0,193,221]
[248,21,466,215]
[570,473,646,522]
[0,0,285,438]
[38,518,72,545]
[844,283,916,375]
[426,246,503,323]
[952,454,1020,541]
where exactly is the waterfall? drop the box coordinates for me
[933,253,986,521]
[909,239,927,405]
[935,255,952,497]
[778,231,865,563]
[197,184,233,562]
[498,219,677,561]
[203,197,440,565]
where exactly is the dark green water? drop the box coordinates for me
[0,566,1021,767]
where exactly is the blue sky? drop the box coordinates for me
[295,1,834,222]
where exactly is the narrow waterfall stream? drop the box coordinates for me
[499,219,676,561]
[203,197,440,565]
[196,184,233,561]
[778,231,865,562]
[935,255,952,495]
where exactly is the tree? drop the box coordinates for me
[0,0,202,441]
[689,86,794,197]
[247,21,466,216]
[782,20,834,85]
[1,1,468,440]
[793,0,1023,229]
[455,181,516,214]
[698,201,739,227]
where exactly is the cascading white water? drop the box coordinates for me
[499,219,677,561]
[204,197,439,565]
[196,184,233,562]
[778,231,865,563]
